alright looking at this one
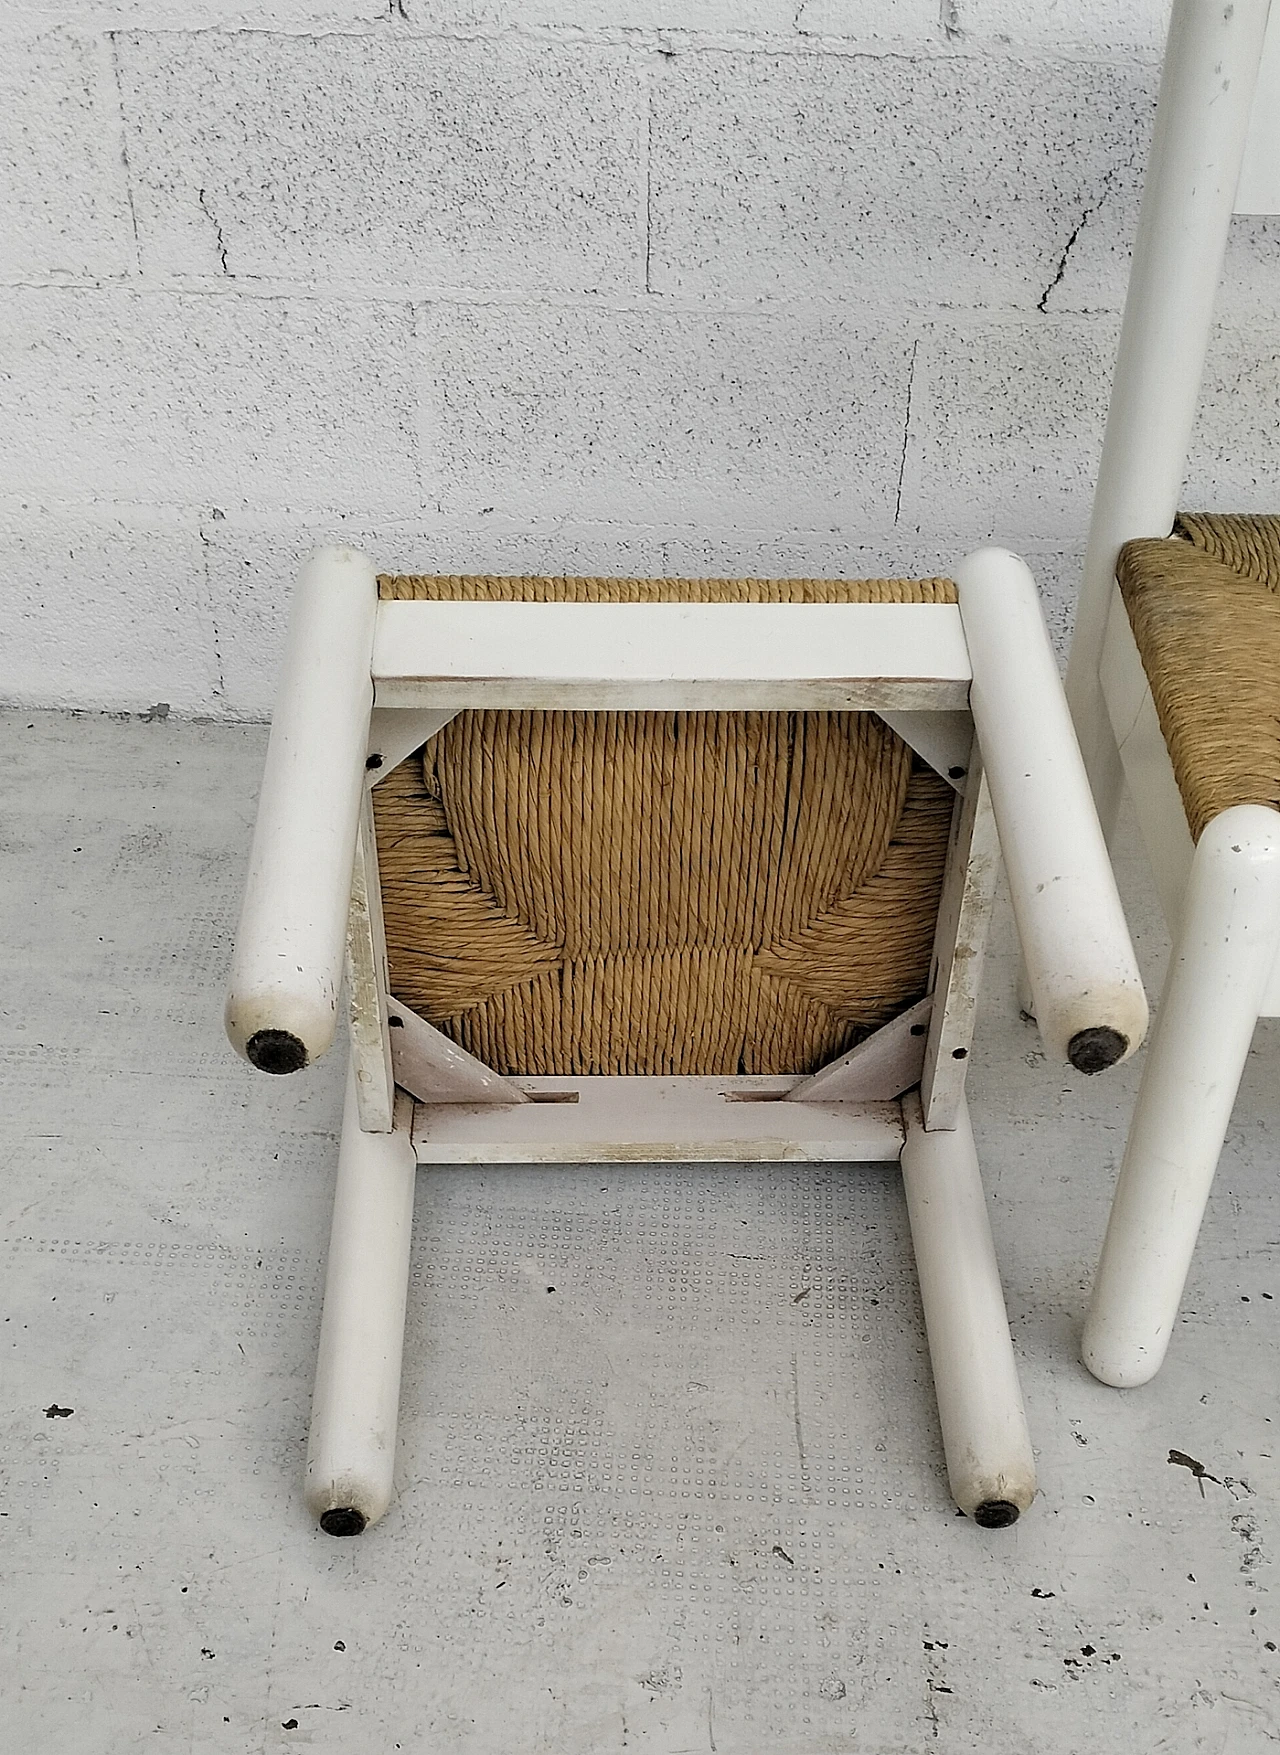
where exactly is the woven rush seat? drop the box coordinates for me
[372,572,959,1078]
[1117,514,1280,841]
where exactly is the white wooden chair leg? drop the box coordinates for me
[900,1092,1036,1526]
[226,547,379,1074]
[956,547,1148,1072]
[305,1063,417,1535]
[1082,805,1280,1388]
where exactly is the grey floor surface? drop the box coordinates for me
[2,707,1279,1754]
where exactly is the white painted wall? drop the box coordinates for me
[1,0,1276,718]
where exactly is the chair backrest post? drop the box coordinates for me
[1065,0,1271,831]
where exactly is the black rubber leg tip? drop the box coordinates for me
[319,1507,367,1538]
[246,1029,309,1075]
[1067,1026,1128,1076]
[973,1499,1021,1529]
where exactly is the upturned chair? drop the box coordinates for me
[1064,0,1280,1387]
[226,544,1146,1535]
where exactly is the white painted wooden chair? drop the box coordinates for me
[1065,0,1280,1388]
[226,546,1146,1536]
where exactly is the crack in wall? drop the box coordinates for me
[197,512,227,700]
[198,188,230,276]
[107,33,142,276]
[1037,161,1124,313]
[644,90,654,294]
[894,338,919,526]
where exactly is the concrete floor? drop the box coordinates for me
[2,706,1279,1754]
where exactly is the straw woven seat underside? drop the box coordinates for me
[1118,515,1280,842]
[372,574,959,1078]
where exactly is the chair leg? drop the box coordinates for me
[305,1061,417,1535]
[900,1092,1036,1526]
[1082,805,1280,1389]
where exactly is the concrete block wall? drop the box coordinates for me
[1,0,1276,717]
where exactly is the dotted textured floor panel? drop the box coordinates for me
[4,711,1280,1755]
